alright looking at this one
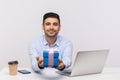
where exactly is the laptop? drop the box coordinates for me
[57,49,109,77]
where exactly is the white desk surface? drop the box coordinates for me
[0,67,120,80]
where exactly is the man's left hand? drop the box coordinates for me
[57,59,65,70]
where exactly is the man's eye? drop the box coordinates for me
[45,22,51,26]
[53,23,58,26]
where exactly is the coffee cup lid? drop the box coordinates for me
[8,61,18,65]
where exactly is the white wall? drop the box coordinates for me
[0,0,120,69]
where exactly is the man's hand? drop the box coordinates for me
[36,57,44,68]
[57,59,65,70]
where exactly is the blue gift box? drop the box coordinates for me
[43,51,49,67]
[54,51,59,67]
[43,51,59,67]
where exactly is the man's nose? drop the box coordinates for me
[50,24,54,29]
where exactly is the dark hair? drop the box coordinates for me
[43,12,60,24]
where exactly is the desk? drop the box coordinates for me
[0,67,120,80]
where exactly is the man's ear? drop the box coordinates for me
[59,25,61,31]
[41,24,44,30]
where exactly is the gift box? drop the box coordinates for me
[43,50,59,67]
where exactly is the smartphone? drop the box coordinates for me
[18,70,31,74]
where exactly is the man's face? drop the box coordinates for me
[42,18,60,37]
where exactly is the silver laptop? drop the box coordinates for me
[57,49,109,77]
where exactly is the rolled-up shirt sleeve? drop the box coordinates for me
[28,43,42,73]
[62,41,73,69]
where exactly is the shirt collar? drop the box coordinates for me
[42,35,60,47]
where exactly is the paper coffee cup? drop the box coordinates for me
[8,61,18,75]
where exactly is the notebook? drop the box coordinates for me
[57,49,109,77]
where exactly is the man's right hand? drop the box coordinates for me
[36,57,44,68]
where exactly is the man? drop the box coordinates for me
[29,12,73,73]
